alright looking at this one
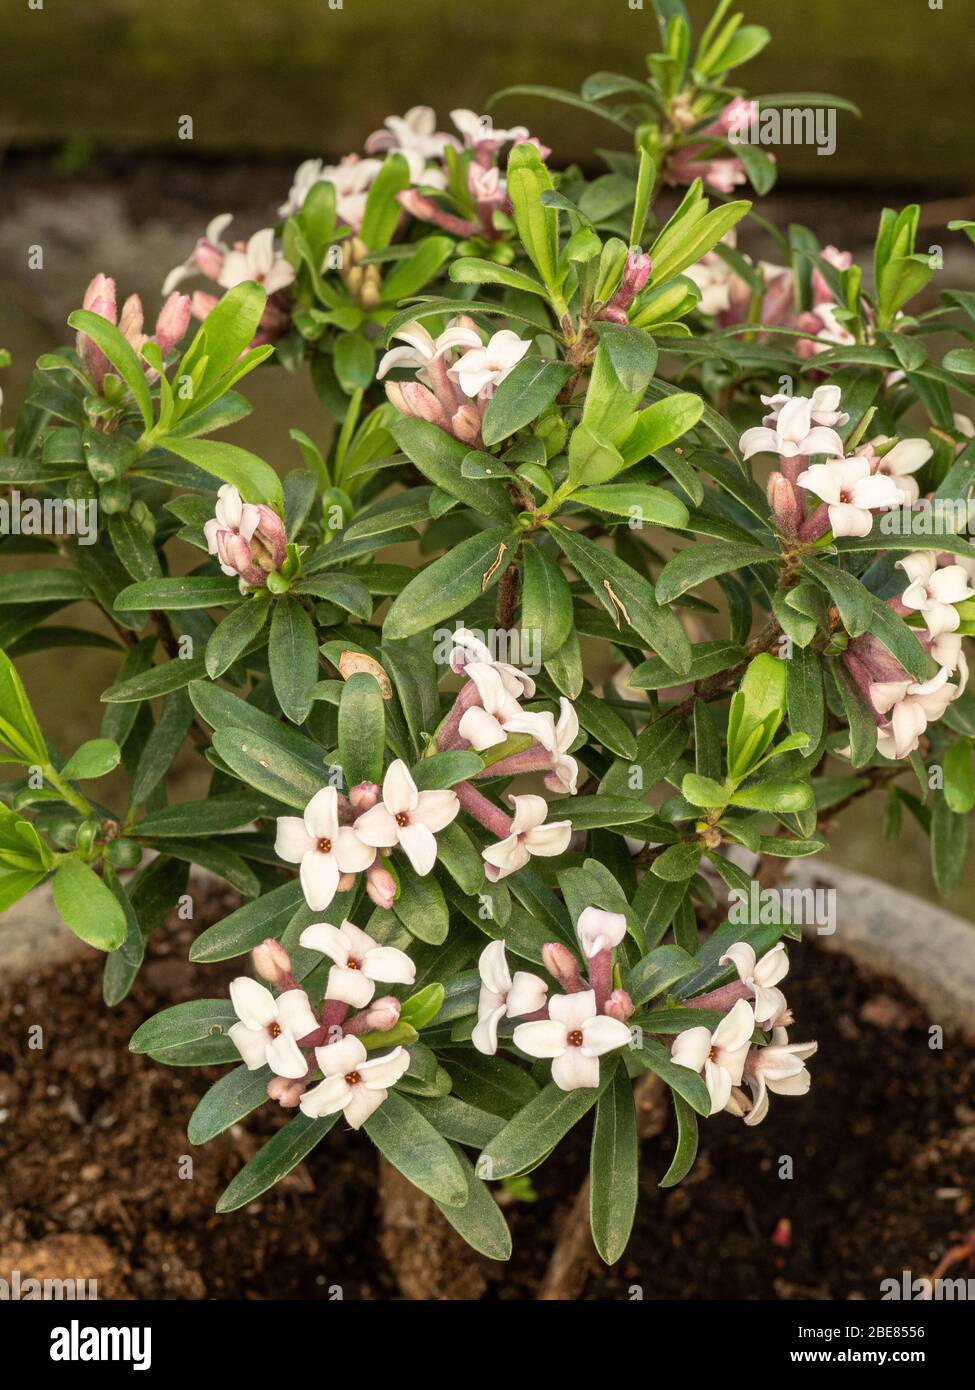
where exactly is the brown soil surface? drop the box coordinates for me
[2,893,973,1300]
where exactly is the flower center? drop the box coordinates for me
[838,489,852,504]
[269,1023,282,1039]
[316,837,332,854]
[347,957,360,971]
[395,812,410,828]
[344,1071,361,1086]
[567,1029,584,1047]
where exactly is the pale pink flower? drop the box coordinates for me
[742,1032,818,1126]
[796,456,901,538]
[670,999,756,1115]
[761,384,848,430]
[871,658,968,760]
[481,794,572,881]
[719,940,789,1026]
[218,227,295,295]
[897,552,975,639]
[472,940,548,1056]
[513,989,631,1091]
[740,395,846,461]
[228,977,317,1078]
[576,906,626,960]
[299,919,415,1009]
[503,699,580,795]
[300,1036,409,1128]
[275,788,375,912]
[353,760,459,875]
[447,329,531,398]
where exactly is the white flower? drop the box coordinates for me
[719,940,789,1026]
[228,977,318,1079]
[366,105,460,162]
[872,658,968,760]
[743,1032,818,1127]
[576,906,627,960]
[685,252,735,316]
[377,318,482,381]
[203,484,261,575]
[353,759,459,875]
[761,384,848,430]
[481,793,573,881]
[447,329,531,398]
[807,301,855,351]
[218,228,295,295]
[670,998,756,1115]
[457,663,525,751]
[449,628,536,698]
[512,989,631,1091]
[796,456,901,538]
[299,919,415,1009]
[450,108,530,152]
[930,631,964,672]
[739,395,846,461]
[504,698,580,795]
[896,552,975,639]
[162,212,234,295]
[275,787,375,912]
[472,940,548,1056]
[279,155,385,227]
[299,1036,409,1128]
[869,437,932,506]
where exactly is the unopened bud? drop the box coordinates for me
[767,472,802,538]
[451,402,482,444]
[542,941,586,993]
[349,782,381,812]
[154,292,192,356]
[267,1076,307,1108]
[252,937,293,986]
[603,989,634,1023]
[366,858,397,909]
[359,996,401,1032]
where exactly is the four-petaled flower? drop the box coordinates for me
[299,919,415,1008]
[354,760,460,875]
[870,438,932,506]
[217,227,295,295]
[299,1037,410,1128]
[513,990,631,1091]
[447,329,531,398]
[575,906,627,960]
[739,395,846,460]
[796,457,901,538]
[719,940,789,1026]
[760,385,848,430]
[481,794,572,881]
[457,662,525,751]
[897,552,975,639]
[472,940,548,1056]
[871,662,967,760]
[275,787,375,912]
[449,628,536,699]
[377,318,482,381]
[504,698,580,795]
[670,999,756,1115]
[742,1032,818,1127]
[228,977,318,1079]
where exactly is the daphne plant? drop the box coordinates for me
[1,0,974,1267]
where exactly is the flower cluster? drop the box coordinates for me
[204,484,287,589]
[672,941,817,1126]
[76,273,191,394]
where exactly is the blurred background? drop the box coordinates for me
[1,0,974,911]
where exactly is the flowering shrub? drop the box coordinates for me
[2,0,975,1264]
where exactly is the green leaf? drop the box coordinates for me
[625,943,697,1007]
[552,525,691,675]
[599,710,687,798]
[730,780,813,812]
[216,1112,339,1212]
[67,308,154,428]
[589,1063,639,1265]
[130,998,239,1053]
[629,639,743,690]
[545,794,651,830]
[359,152,411,252]
[384,527,517,640]
[944,741,975,815]
[211,727,324,810]
[931,792,969,895]
[520,543,574,661]
[161,437,283,512]
[116,576,242,611]
[786,646,825,746]
[391,418,514,521]
[52,858,127,951]
[364,1090,468,1206]
[481,358,573,447]
[800,556,872,637]
[189,878,305,963]
[61,737,121,781]
[188,1065,273,1145]
[616,392,705,468]
[269,597,319,725]
[659,1090,699,1187]
[393,866,450,945]
[412,750,484,789]
[479,1067,614,1179]
[0,569,90,605]
[650,841,701,881]
[134,793,274,837]
[433,1144,512,1261]
[830,658,877,768]
[656,541,777,604]
[177,281,269,413]
[101,653,207,703]
[449,257,548,297]
[338,672,386,786]
[205,593,272,679]
[570,482,689,529]
[505,142,560,292]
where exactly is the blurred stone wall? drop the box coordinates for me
[0,0,972,187]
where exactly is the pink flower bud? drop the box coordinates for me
[118,293,146,351]
[603,989,635,1023]
[542,942,586,993]
[366,858,397,910]
[349,782,381,812]
[451,403,483,445]
[82,273,116,315]
[77,274,117,390]
[400,381,451,429]
[359,996,401,1032]
[217,529,254,578]
[252,505,287,572]
[767,472,802,538]
[267,1076,307,1108]
[252,937,292,986]
[194,238,226,281]
[154,292,192,356]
